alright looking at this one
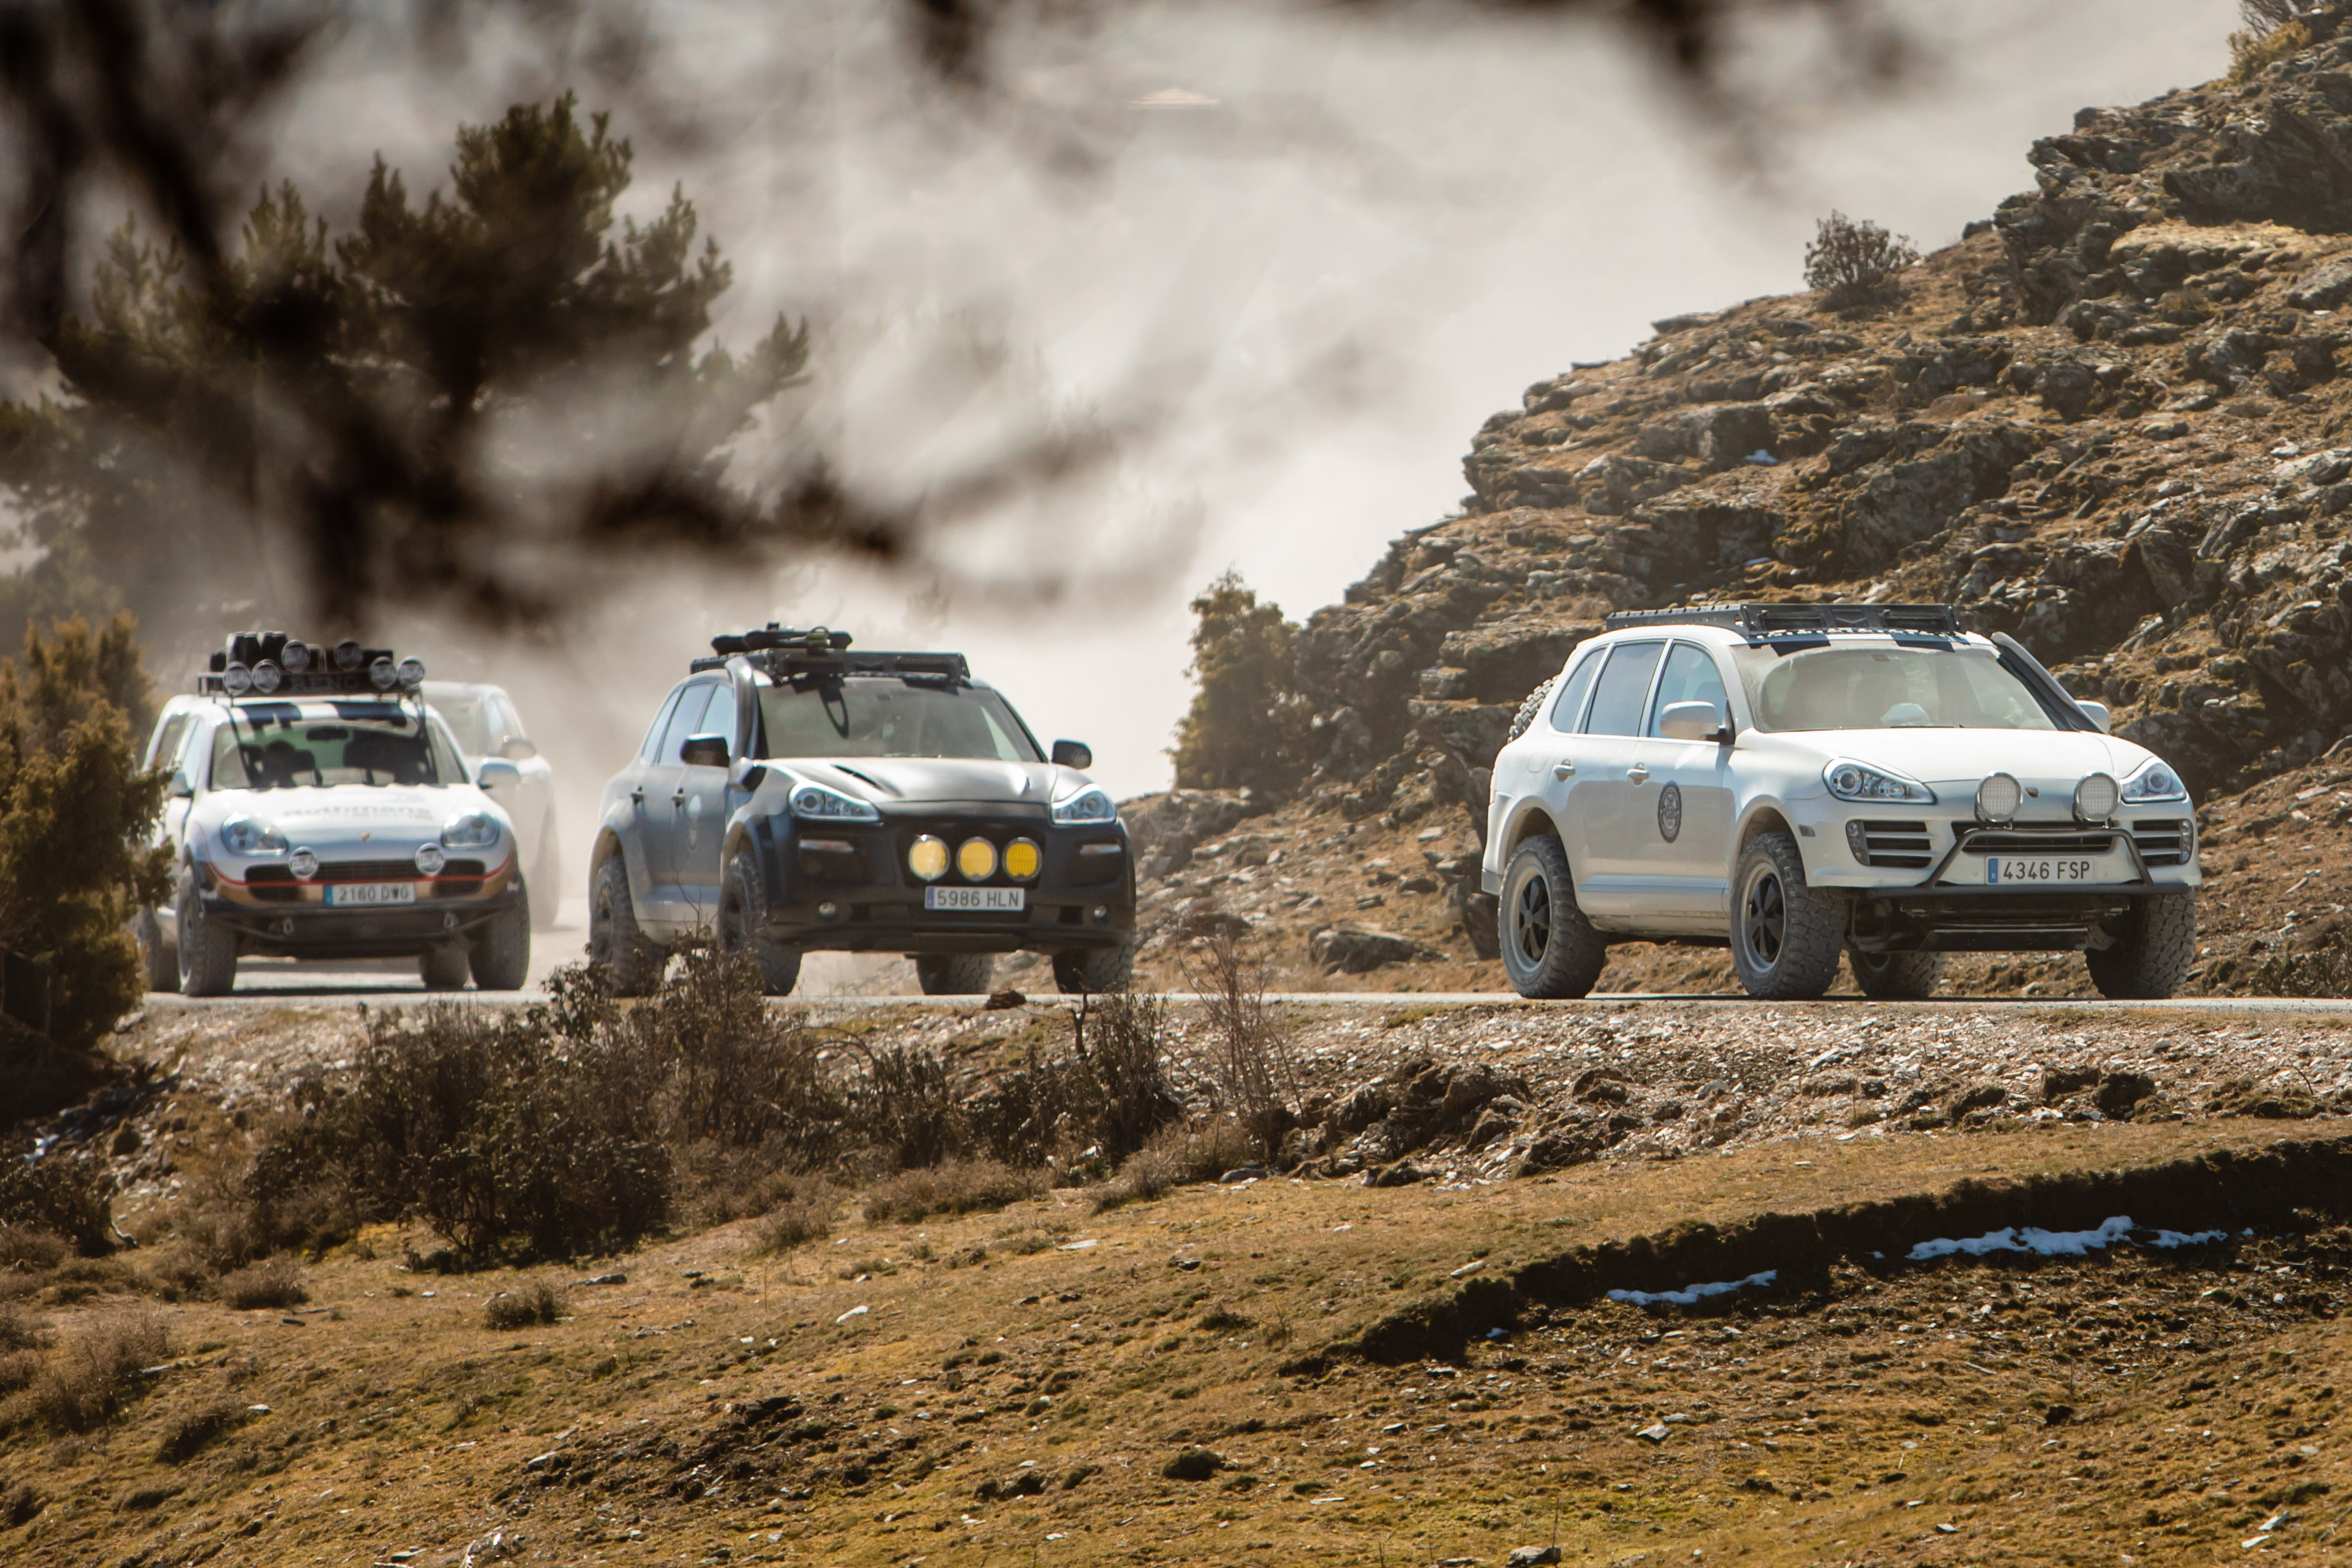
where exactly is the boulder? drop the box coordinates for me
[1119,789,1258,880]
[1308,925,1437,974]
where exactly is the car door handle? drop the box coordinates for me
[629,788,645,806]
[672,789,688,806]
[1552,762,1575,779]
[1626,765,1649,783]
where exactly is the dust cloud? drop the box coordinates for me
[220,0,2235,955]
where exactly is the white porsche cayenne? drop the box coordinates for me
[1482,604,2200,1001]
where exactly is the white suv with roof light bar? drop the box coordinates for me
[134,633,531,996]
[1483,604,2200,1001]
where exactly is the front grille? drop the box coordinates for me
[1960,830,2121,855]
[1848,820,1933,868]
[2132,819,2193,867]
[243,858,487,885]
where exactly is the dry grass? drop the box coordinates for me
[1094,1117,1258,1210]
[481,1279,564,1331]
[216,1256,308,1310]
[0,1224,68,1272]
[753,1175,840,1253]
[24,1311,168,1433]
[861,1159,1044,1223]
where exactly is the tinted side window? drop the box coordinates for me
[698,683,741,758]
[639,687,685,762]
[1583,642,1665,736]
[148,714,192,773]
[1546,653,1602,733]
[1648,643,1731,736]
[658,684,719,764]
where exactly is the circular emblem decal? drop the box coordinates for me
[1657,781,1683,843]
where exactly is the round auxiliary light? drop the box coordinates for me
[1975,771,2023,826]
[397,657,426,690]
[221,662,253,696]
[331,639,366,673]
[957,837,998,882]
[907,835,949,883]
[251,660,284,696]
[288,848,319,881]
[1003,838,1041,882]
[415,843,447,877]
[2074,772,2120,823]
[368,655,398,692]
[281,640,312,675]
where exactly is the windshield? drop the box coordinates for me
[756,678,1040,762]
[209,702,465,788]
[1731,643,2056,733]
[431,693,496,755]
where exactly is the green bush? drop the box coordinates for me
[1805,212,1920,312]
[1169,570,1312,794]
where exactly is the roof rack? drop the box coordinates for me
[691,625,971,682]
[1602,603,1965,640]
[197,632,427,698]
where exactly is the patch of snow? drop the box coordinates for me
[1607,1270,1778,1307]
[1907,1216,2229,1262]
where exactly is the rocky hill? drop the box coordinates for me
[1119,11,2352,998]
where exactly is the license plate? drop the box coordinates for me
[1970,856,2110,885]
[925,886,1025,912]
[327,882,419,907]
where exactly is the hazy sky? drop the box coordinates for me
[270,0,2240,815]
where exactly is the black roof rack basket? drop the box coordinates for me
[1602,603,1964,639]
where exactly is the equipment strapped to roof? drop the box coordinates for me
[198,632,426,698]
[1602,603,1965,639]
[692,625,971,682]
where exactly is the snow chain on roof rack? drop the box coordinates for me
[691,624,971,682]
[1602,603,1965,640]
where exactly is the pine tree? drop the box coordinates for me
[1169,570,1310,793]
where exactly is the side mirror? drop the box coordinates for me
[680,734,731,769]
[500,735,538,761]
[1051,739,1093,770]
[2077,699,2113,734]
[1657,701,1726,743]
[477,759,522,791]
[168,769,194,800]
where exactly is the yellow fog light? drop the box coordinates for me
[957,837,998,881]
[907,835,949,882]
[1003,838,1041,881]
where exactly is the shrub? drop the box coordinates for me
[0,1223,69,1271]
[0,1155,116,1256]
[156,1400,244,1463]
[216,1256,307,1310]
[1094,1118,1257,1211]
[1071,991,1182,1160]
[753,1175,839,1253]
[2247,927,2352,998]
[27,1310,167,1432]
[1180,919,1298,1163]
[1804,212,1919,312]
[847,1044,966,1170]
[1170,570,1312,794]
[482,1279,565,1331]
[2228,18,2311,84]
[863,1160,1042,1224]
[1,1480,41,1527]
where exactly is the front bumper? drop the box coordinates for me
[756,807,1135,956]
[194,854,522,958]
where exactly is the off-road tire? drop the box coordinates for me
[420,942,472,990]
[175,875,238,998]
[915,953,993,996]
[2085,891,2198,1000]
[1849,948,1944,1000]
[1730,831,1845,1000]
[1053,933,1138,995]
[718,849,802,996]
[1506,676,1557,744]
[135,907,179,994]
[1499,834,1606,999]
[590,854,660,996]
[469,895,533,991]
[528,810,561,930]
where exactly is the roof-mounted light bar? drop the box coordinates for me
[689,624,971,682]
[1602,603,1966,641]
[199,632,427,697]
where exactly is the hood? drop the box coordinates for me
[194,784,506,856]
[795,757,1077,807]
[1806,727,2155,789]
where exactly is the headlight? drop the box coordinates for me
[369,656,397,692]
[397,657,427,691]
[907,835,948,881]
[1051,787,1116,825]
[251,660,284,695]
[2120,758,2188,804]
[288,848,319,880]
[220,816,287,856]
[441,811,499,848]
[1003,838,1041,881]
[1822,760,1935,805]
[1975,772,2023,825]
[281,640,313,674]
[791,783,881,823]
[221,662,254,696]
[2073,772,2120,823]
